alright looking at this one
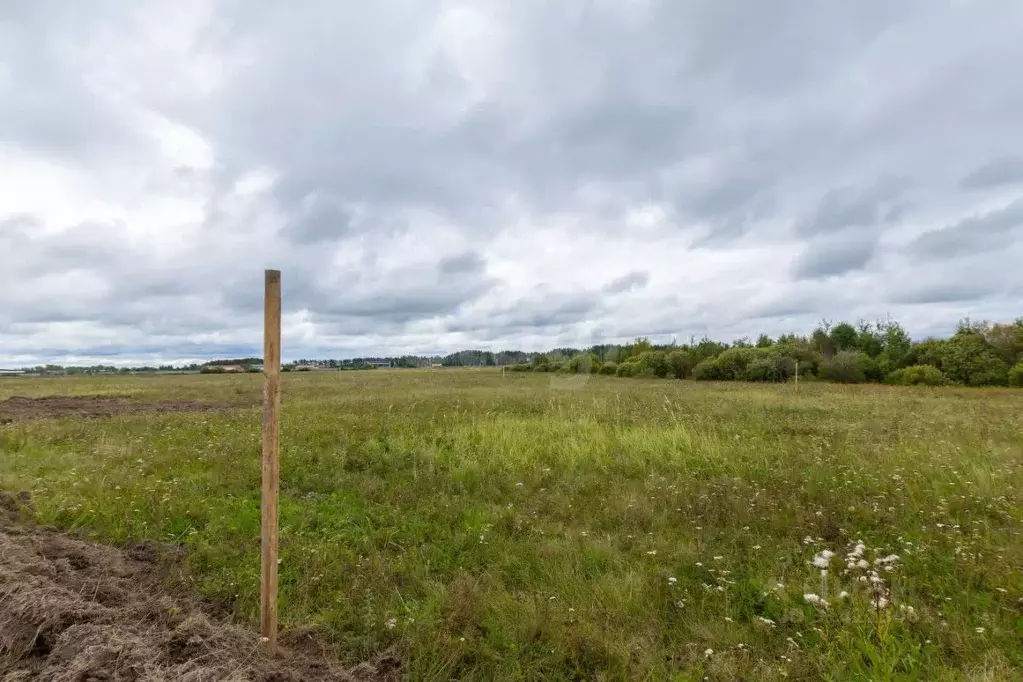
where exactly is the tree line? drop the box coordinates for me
[506,317,1023,387]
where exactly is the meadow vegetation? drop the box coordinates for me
[1,371,1022,680]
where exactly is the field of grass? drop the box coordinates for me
[1,370,1021,680]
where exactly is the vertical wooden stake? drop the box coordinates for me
[795,359,800,391]
[261,269,281,653]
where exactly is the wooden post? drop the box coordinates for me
[261,269,281,653]
[795,359,799,391]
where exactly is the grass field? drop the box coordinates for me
[1,370,1021,680]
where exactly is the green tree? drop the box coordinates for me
[756,334,773,348]
[877,319,912,374]
[830,322,858,351]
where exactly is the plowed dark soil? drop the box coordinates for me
[0,396,231,422]
[0,492,399,681]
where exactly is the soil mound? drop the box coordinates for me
[0,492,399,681]
[0,396,231,422]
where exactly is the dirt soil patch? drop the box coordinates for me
[0,492,399,681]
[0,396,231,423]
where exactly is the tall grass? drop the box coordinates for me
[1,371,1021,680]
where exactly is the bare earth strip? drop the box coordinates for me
[0,492,399,682]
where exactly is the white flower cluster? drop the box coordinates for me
[842,540,900,611]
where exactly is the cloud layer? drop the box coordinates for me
[2,1,1022,365]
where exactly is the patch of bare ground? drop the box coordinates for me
[0,492,400,681]
[0,396,234,422]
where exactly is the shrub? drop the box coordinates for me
[692,357,721,381]
[599,362,618,376]
[567,354,592,374]
[1009,362,1023,387]
[908,335,1009,386]
[667,349,694,379]
[507,363,532,372]
[636,350,669,378]
[742,357,783,382]
[616,362,640,377]
[819,350,875,384]
[885,365,946,386]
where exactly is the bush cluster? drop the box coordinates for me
[508,317,1023,388]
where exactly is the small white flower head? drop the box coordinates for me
[811,550,835,569]
[704,648,714,658]
[385,617,397,630]
[646,550,657,556]
[975,627,985,634]
[668,576,678,585]
[872,596,890,611]
[856,559,870,570]
[804,593,830,609]
[838,591,849,599]
[757,616,776,627]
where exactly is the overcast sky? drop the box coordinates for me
[3,1,1023,365]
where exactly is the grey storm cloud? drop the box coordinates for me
[908,198,1023,258]
[603,271,649,294]
[962,157,1023,190]
[792,234,878,280]
[2,0,1023,364]
[796,180,908,237]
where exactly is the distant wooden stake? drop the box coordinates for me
[261,269,282,653]
[795,360,800,391]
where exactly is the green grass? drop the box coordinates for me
[2,370,1022,680]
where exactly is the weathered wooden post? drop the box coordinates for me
[261,269,281,652]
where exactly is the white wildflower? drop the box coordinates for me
[811,550,835,569]
[704,648,714,658]
[975,627,985,634]
[385,617,397,630]
[838,591,849,599]
[668,576,678,585]
[804,593,830,609]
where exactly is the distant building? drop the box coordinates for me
[0,369,25,376]
[364,360,392,368]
